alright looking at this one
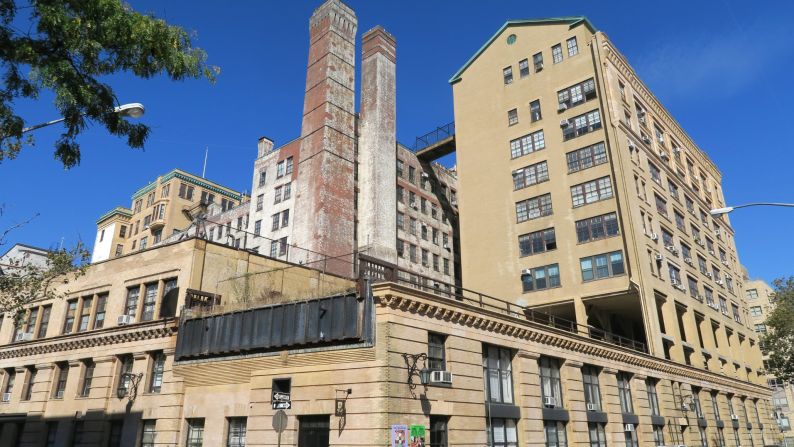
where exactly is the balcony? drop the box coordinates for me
[412,122,455,161]
[149,217,165,231]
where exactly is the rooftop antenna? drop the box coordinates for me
[58,237,64,250]
[202,146,208,178]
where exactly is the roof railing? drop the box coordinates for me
[412,122,455,151]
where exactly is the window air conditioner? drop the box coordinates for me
[659,150,669,159]
[665,245,676,252]
[558,103,568,112]
[716,280,724,286]
[624,424,634,432]
[655,253,664,262]
[731,414,739,421]
[708,250,716,255]
[637,110,646,118]
[671,279,680,286]
[15,332,32,342]
[117,315,135,325]
[681,403,691,411]
[628,142,637,151]
[2,393,10,402]
[410,202,418,209]
[642,136,652,144]
[684,257,693,265]
[706,272,713,278]
[714,229,721,236]
[430,370,452,384]
[722,260,729,267]
[521,268,532,277]
[543,396,556,407]
[650,233,659,241]
[421,172,429,179]
[587,403,597,411]
[673,147,683,154]
[443,243,450,250]
[560,119,570,128]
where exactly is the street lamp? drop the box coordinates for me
[21,102,145,134]
[710,202,794,217]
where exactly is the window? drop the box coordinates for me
[186,419,205,447]
[510,130,546,159]
[518,228,556,257]
[539,356,563,407]
[575,213,619,243]
[513,161,549,190]
[115,244,123,257]
[149,352,165,393]
[254,220,261,236]
[567,37,578,56]
[508,108,518,126]
[141,420,156,447]
[545,421,567,447]
[503,66,513,85]
[521,264,560,292]
[139,236,147,250]
[256,194,264,210]
[418,416,446,447]
[269,240,278,258]
[519,59,529,78]
[274,186,283,204]
[651,426,664,446]
[483,344,513,404]
[80,360,94,397]
[276,160,286,178]
[283,182,291,200]
[580,251,625,281]
[22,367,35,401]
[63,299,77,334]
[488,418,518,447]
[746,289,758,300]
[566,142,606,172]
[552,43,563,63]
[530,100,542,122]
[2,369,15,401]
[668,264,681,285]
[617,372,633,413]
[54,363,68,398]
[227,418,246,447]
[654,194,667,217]
[587,423,606,447]
[646,378,660,416]
[750,306,762,317]
[119,225,127,238]
[558,79,596,109]
[533,52,544,72]
[571,176,613,207]
[281,209,289,227]
[278,237,288,256]
[582,365,602,411]
[711,391,721,420]
[141,283,157,321]
[428,333,446,371]
[563,109,601,140]
[516,193,553,222]
[37,305,51,338]
[625,425,639,447]
[688,277,700,299]
[258,170,267,187]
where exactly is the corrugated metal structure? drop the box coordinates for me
[174,290,374,361]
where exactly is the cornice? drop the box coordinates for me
[373,283,770,398]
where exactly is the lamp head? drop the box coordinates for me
[709,207,734,217]
[114,103,145,119]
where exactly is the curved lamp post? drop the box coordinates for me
[710,203,794,217]
[21,102,145,134]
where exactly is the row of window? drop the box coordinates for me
[515,175,614,223]
[502,36,579,85]
[396,240,452,276]
[521,250,625,293]
[397,213,451,245]
[396,159,457,204]
[518,212,620,258]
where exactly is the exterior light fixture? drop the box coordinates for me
[710,203,794,217]
[22,102,146,134]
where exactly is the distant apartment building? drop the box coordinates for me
[744,269,794,445]
[91,169,246,263]
[0,244,50,276]
[451,17,762,387]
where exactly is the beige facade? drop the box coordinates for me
[92,169,245,263]
[451,18,761,385]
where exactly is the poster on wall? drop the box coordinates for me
[409,424,426,447]
[391,424,408,447]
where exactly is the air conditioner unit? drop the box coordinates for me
[681,403,691,411]
[697,294,705,301]
[659,150,669,159]
[450,199,458,206]
[677,284,687,292]
[521,268,532,277]
[665,245,677,253]
[637,110,646,118]
[708,250,716,255]
[15,332,32,342]
[671,279,680,286]
[714,229,721,236]
[655,253,664,261]
[410,202,418,209]
[642,136,652,144]
[443,243,450,250]
[421,172,429,179]
[117,315,135,325]
[706,272,713,278]
[558,103,568,112]
[421,222,428,227]
[673,147,683,154]
[716,280,724,286]
[628,142,637,151]
[697,240,705,247]
[2,393,10,402]
[731,414,739,421]
[55,390,64,399]
[684,257,693,265]
[676,444,688,447]
[560,119,570,128]
[430,370,452,384]
[722,260,729,267]
[543,396,556,407]
[587,403,597,411]
[650,233,659,241]
[624,424,634,432]
[689,209,696,216]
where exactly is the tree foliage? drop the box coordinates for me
[0,0,217,168]
[762,277,794,382]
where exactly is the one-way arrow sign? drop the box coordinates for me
[272,392,291,401]
[272,401,292,410]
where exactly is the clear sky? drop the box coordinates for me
[2,0,793,284]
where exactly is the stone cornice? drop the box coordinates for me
[0,322,177,361]
[373,283,770,398]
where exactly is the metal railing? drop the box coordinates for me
[359,255,648,354]
[412,122,455,151]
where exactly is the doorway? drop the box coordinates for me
[298,415,330,447]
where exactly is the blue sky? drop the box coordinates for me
[2,0,793,284]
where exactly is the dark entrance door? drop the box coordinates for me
[298,415,330,447]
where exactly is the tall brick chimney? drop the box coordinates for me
[293,0,357,277]
[357,26,397,264]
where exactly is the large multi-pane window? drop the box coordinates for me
[488,418,518,447]
[521,264,561,292]
[617,372,634,413]
[22,367,35,401]
[77,297,92,332]
[428,333,446,371]
[563,110,602,140]
[646,378,660,416]
[429,416,448,447]
[63,299,77,334]
[518,228,556,257]
[483,345,513,404]
[149,352,165,393]
[80,360,94,397]
[544,421,567,447]
[227,418,246,447]
[37,305,51,338]
[566,142,606,173]
[518,59,529,78]
[582,365,601,411]
[558,78,595,110]
[552,44,563,63]
[54,363,68,398]
[503,66,513,85]
[516,194,553,222]
[141,420,156,447]
[587,423,606,447]
[654,194,668,217]
[125,287,139,317]
[580,251,624,282]
[575,213,619,243]
[118,355,134,396]
[533,53,543,72]
[512,161,549,190]
[93,294,107,329]
[571,176,613,207]
[566,37,579,56]
[539,356,563,408]
[510,130,546,159]
[141,283,157,321]
[186,419,205,447]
